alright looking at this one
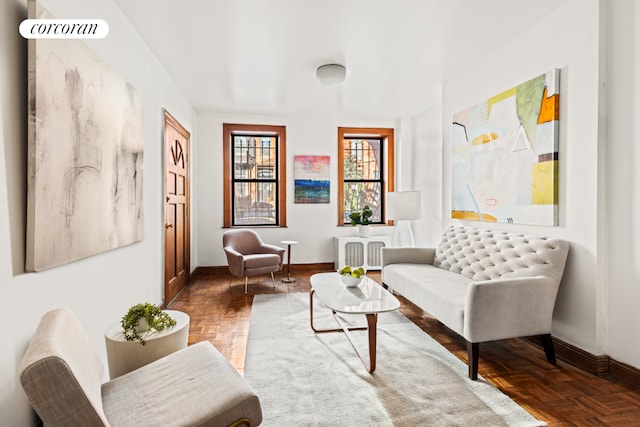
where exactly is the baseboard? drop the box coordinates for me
[193,263,335,276]
[525,336,608,375]
[192,266,230,275]
[525,336,640,387]
[609,359,640,390]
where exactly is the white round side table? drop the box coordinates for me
[104,309,189,379]
[280,240,299,283]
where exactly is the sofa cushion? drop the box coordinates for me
[384,263,472,334]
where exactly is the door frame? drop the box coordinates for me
[163,110,191,306]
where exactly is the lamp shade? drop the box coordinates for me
[387,191,422,221]
[316,64,346,86]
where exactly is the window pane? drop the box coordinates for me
[343,182,382,223]
[343,139,381,180]
[234,136,277,180]
[233,182,276,225]
[259,137,276,161]
[233,136,256,179]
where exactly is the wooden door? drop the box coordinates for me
[164,111,190,305]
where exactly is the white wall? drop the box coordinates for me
[440,0,603,354]
[605,0,640,368]
[410,103,444,247]
[0,0,196,425]
[195,112,400,268]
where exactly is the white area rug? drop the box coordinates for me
[243,293,545,426]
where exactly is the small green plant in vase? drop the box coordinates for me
[121,303,177,345]
[349,205,373,226]
[349,205,373,237]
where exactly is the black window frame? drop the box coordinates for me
[231,133,280,227]
[342,136,386,224]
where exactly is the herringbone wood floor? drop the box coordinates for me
[167,265,640,426]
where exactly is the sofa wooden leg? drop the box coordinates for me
[467,341,479,380]
[539,334,556,364]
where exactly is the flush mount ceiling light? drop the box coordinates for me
[316,63,346,86]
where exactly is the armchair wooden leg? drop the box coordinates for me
[539,334,556,364]
[270,272,276,288]
[467,341,479,380]
[245,276,248,294]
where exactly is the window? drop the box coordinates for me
[338,127,395,225]
[223,124,287,227]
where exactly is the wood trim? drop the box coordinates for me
[193,266,230,276]
[609,359,640,389]
[337,127,395,226]
[193,262,335,277]
[337,128,345,226]
[280,127,287,227]
[222,123,287,228]
[524,335,617,377]
[223,125,232,227]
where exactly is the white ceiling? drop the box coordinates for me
[114,0,567,120]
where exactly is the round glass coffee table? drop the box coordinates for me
[309,272,400,373]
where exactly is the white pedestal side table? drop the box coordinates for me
[280,240,299,283]
[104,309,190,379]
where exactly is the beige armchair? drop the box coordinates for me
[223,229,285,294]
[18,308,262,426]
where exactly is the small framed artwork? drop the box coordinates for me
[294,155,330,204]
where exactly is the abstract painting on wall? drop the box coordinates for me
[294,155,330,203]
[451,69,560,226]
[26,0,144,271]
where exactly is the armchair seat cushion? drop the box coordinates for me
[103,342,262,427]
[244,253,282,270]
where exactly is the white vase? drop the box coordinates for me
[359,225,371,238]
[136,318,149,333]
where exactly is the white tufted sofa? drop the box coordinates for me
[381,225,569,380]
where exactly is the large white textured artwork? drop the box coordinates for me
[26,0,144,271]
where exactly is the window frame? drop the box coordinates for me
[337,127,395,226]
[223,123,287,228]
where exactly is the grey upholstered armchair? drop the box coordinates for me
[222,229,285,294]
[18,308,262,426]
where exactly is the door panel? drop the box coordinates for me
[164,111,190,305]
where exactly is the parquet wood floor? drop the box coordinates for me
[168,266,640,426]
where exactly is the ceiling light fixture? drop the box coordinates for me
[316,63,346,86]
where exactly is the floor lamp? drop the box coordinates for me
[387,191,422,247]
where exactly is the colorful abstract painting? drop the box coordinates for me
[294,155,330,203]
[451,69,560,226]
[26,0,144,271]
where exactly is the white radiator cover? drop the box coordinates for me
[334,236,391,270]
